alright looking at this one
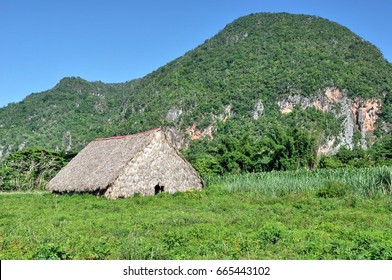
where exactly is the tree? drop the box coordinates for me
[0,148,75,191]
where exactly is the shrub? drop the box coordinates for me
[316,181,350,198]
[32,243,72,260]
[0,148,75,191]
[318,156,344,169]
[256,223,287,246]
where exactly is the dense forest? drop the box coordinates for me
[1,13,392,189]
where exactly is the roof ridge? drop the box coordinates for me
[94,128,161,141]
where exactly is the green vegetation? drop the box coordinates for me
[1,167,391,260]
[0,78,129,155]
[318,136,392,169]
[184,119,319,176]
[1,13,391,161]
[184,119,392,177]
[1,13,392,260]
[206,166,392,197]
[0,148,74,191]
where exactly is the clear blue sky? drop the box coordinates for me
[1,0,391,108]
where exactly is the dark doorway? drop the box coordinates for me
[154,184,165,195]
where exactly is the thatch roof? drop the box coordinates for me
[47,128,203,197]
[47,128,161,192]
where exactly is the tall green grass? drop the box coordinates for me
[1,189,391,259]
[205,166,392,197]
[1,166,392,259]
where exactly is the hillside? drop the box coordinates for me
[1,13,392,165]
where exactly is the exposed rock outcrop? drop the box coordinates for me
[186,124,214,140]
[352,98,382,147]
[215,104,233,122]
[62,131,72,152]
[0,144,13,161]
[166,108,183,122]
[18,141,27,150]
[278,87,382,154]
[252,100,264,120]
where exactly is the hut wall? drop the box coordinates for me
[105,131,203,198]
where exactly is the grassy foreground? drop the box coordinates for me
[1,173,392,260]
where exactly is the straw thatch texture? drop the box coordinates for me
[105,130,203,198]
[47,128,203,198]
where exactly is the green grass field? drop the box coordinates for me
[1,167,392,260]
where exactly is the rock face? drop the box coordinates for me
[278,88,382,154]
[217,105,234,122]
[62,131,72,152]
[352,98,382,139]
[184,104,233,141]
[179,88,382,155]
[166,108,183,122]
[0,144,13,161]
[186,124,214,140]
[252,100,264,120]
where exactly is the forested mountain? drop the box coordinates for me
[0,78,130,156]
[1,13,391,173]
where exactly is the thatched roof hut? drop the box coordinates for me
[47,128,203,198]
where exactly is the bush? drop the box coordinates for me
[32,243,72,260]
[319,156,344,169]
[256,223,287,245]
[0,148,75,191]
[316,181,350,198]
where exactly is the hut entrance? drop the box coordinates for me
[154,184,165,195]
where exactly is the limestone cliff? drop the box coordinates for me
[186,124,214,140]
[278,88,383,154]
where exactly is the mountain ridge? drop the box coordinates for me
[1,12,391,162]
